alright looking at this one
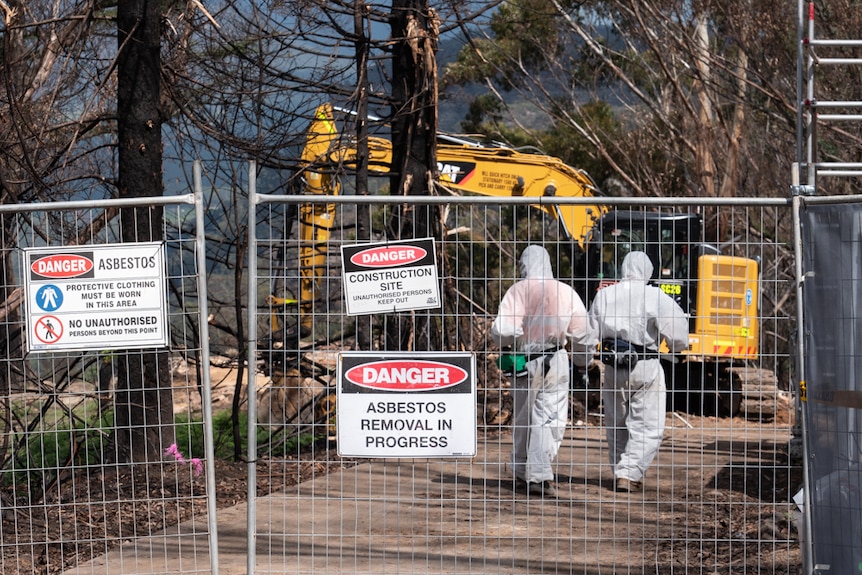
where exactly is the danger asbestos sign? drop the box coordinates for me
[341,238,441,315]
[336,352,477,458]
[23,242,169,352]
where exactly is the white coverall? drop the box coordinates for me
[589,251,689,484]
[491,245,595,484]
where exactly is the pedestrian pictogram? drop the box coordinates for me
[34,315,63,344]
[35,284,63,312]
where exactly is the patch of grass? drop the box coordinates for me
[174,409,319,459]
[2,410,114,497]
[2,407,320,498]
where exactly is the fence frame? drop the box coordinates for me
[0,167,219,574]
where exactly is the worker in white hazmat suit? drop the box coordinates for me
[589,251,689,493]
[492,245,595,498]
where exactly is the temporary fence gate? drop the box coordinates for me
[0,182,219,575]
[247,180,805,575]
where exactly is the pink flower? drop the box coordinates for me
[165,444,203,477]
[164,443,186,463]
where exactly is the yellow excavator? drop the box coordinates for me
[285,103,605,335]
[266,103,769,421]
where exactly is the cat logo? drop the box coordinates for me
[437,161,475,185]
[438,162,461,183]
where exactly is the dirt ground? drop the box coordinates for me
[1,362,804,575]
[1,438,343,575]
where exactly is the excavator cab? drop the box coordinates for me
[582,210,702,317]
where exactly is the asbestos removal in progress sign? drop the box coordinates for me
[336,351,477,458]
[24,242,169,352]
[341,238,441,315]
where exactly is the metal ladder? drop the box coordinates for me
[795,0,862,190]
[793,5,862,575]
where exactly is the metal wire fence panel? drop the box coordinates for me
[0,195,217,575]
[248,193,803,575]
[0,190,806,574]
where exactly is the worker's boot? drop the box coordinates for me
[615,478,643,493]
[528,481,557,498]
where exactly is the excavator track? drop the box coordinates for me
[728,366,790,423]
[666,361,786,421]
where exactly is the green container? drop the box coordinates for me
[496,353,527,375]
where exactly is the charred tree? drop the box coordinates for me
[113,0,174,463]
[385,0,441,351]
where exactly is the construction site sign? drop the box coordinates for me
[24,242,169,352]
[341,238,441,315]
[336,351,477,458]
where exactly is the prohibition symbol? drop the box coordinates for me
[34,315,64,344]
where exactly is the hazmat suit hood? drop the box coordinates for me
[620,251,653,282]
[519,245,554,279]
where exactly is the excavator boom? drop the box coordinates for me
[303,104,606,246]
[285,103,605,337]
[435,146,603,244]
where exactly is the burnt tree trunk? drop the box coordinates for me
[354,5,374,350]
[386,0,441,351]
[114,0,174,463]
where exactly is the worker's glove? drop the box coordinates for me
[496,352,528,377]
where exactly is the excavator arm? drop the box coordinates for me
[286,103,605,337]
[435,145,604,244]
[280,105,391,336]
[303,105,605,239]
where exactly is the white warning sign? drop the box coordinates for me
[24,242,169,352]
[336,351,477,458]
[341,238,441,315]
